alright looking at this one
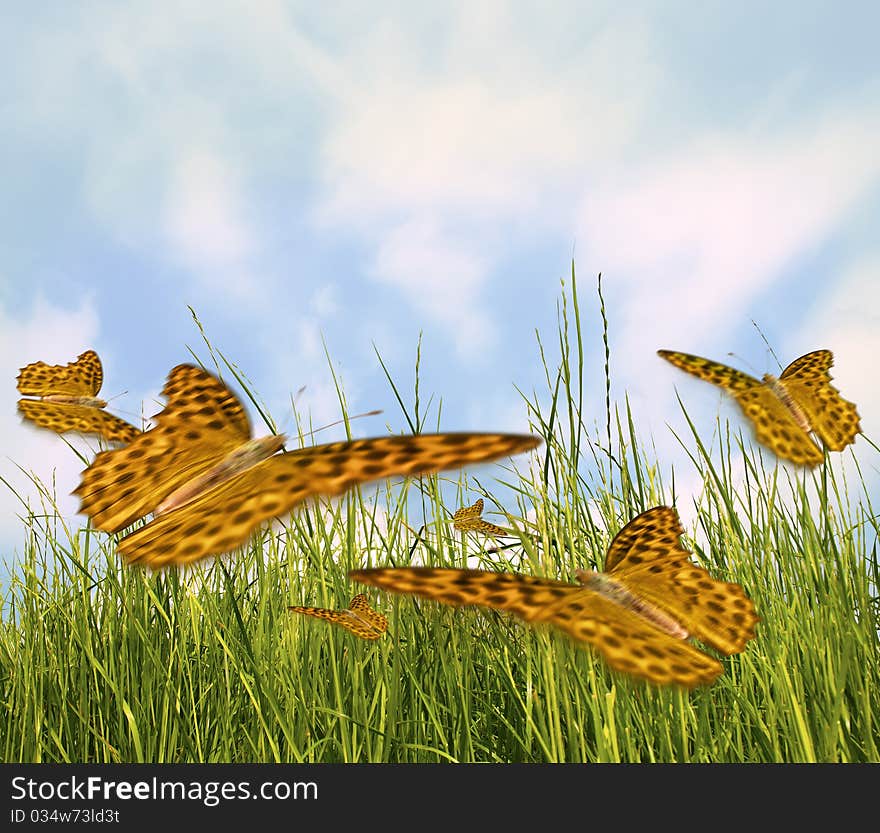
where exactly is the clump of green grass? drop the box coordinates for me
[1,268,877,762]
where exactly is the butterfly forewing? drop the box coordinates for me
[601,506,687,573]
[452,498,483,526]
[656,350,758,392]
[777,350,861,452]
[17,349,103,397]
[731,386,824,465]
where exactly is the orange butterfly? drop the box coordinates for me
[17,349,139,444]
[75,364,541,568]
[352,506,758,688]
[289,594,388,640]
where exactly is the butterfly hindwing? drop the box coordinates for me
[18,400,141,444]
[549,590,724,687]
[731,386,824,465]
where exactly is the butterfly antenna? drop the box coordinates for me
[725,351,762,376]
[291,385,307,408]
[101,391,148,426]
[750,319,784,372]
[295,409,384,442]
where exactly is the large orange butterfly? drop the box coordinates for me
[352,506,758,688]
[74,364,540,568]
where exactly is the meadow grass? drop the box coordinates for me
[1,272,878,763]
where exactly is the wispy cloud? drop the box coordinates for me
[312,7,661,353]
[580,112,880,362]
[163,149,259,297]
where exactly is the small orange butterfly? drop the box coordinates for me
[289,593,388,640]
[658,349,860,466]
[17,349,140,444]
[452,498,510,537]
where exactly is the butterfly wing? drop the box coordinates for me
[17,350,103,397]
[604,506,759,656]
[74,364,254,533]
[658,349,823,465]
[350,567,722,687]
[730,386,824,465]
[778,350,861,452]
[462,519,511,536]
[657,350,759,392]
[116,432,540,567]
[288,605,354,633]
[602,507,689,573]
[18,399,140,444]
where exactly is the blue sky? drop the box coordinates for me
[2,1,878,563]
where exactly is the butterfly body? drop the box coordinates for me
[155,434,287,515]
[75,363,540,568]
[42,394,108,408]
[658,349,860,466]
[289,594,388,640]
[17,350,140,444]
[577,570,689,639]
[762,375,812,434]
[351,506,758,688]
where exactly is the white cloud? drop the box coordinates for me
[313,7,661,353]
[310,283,339,318]
[370,217,491,356]
[578,112,880,368]
[163,150,257,293]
